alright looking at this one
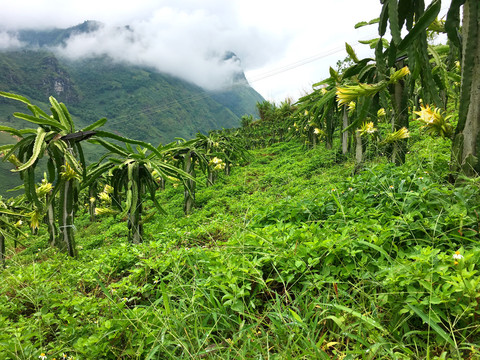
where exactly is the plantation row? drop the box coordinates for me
[0,91,251,262]
[237,0,478,179]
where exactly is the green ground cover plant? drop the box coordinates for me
[1,130,479,359]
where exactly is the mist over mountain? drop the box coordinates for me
[2,17,269,91]
[0,21,264,194]
[0,20,264,136]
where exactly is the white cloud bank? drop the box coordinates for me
[0,0,391,99]
[55,21,244,90]
[0,31,23,50]
[1,1,286,90]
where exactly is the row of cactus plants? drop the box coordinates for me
[238,0,479,180]
[0,92,247,258]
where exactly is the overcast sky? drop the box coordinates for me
[0,0,447,102]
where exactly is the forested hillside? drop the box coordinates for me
[0,48,263,143]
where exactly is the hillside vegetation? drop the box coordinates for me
[1,127,479,359]
[1,1,480,358]
[0,49,262,143]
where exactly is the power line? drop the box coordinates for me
[247,46,346,83]
[107,34,381,125]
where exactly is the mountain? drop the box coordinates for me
[0,21,264,194]
[0,21,264,142]
[14,20,104,48]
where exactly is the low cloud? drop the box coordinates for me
[0,31,23,50]
[1,3,286,90]
[55,17,245,90]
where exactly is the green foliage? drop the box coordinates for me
[0,92,105,257]
[234,99,295,149]
[0,3,478,357]
[1,132,479,359]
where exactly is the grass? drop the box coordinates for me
[1,134,480,359]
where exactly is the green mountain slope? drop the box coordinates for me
[0,50,263,142]
[0,23,264,193]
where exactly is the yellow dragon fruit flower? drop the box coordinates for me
[94,207,118,216]
[36,179,53,197]
[389,66,410,84]
[382,127,410,144]
[348,101,356,113]
[30,209,42,231]
[214,162,226,170]
[414,104,453,138]
[209,157,222,165]
[60,163,80,181]
[336,82,387,107]
[98,192,111,203]
[359,122,377,136]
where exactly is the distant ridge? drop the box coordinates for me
[0,21,264,193]
[15,20,103,47]
[1,21,264,142]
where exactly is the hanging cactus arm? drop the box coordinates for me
[91,138,130,157]
[73,142,87,180]
[145,174,166,215]
[378,2,389,36]
[49,97,74,133]
[343,59,373,79]
[12,112,69,131]
[122,161,136,218]
[445,0,465,49]
[24,167,43,209]
[388,0,402,45]
[82,162,115,190]
[0,91,32,105]
[3,136,33,166]
[82,117,107,131]
[0,125,24,138]
[27,103,51,119]
[398,0,441,51]
[14,128,49,172]
[93,131,164,159]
